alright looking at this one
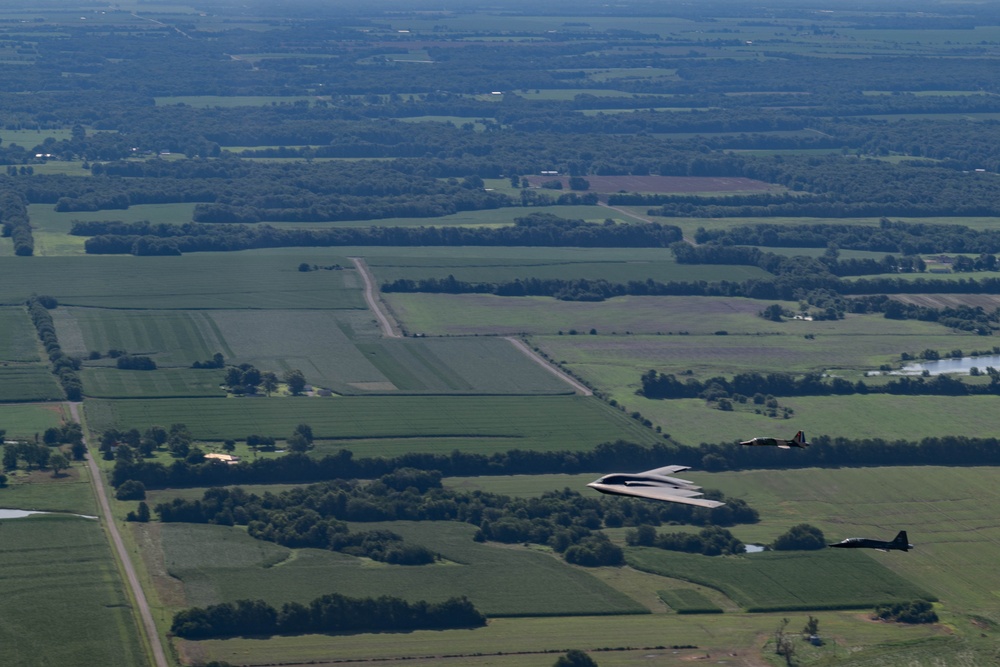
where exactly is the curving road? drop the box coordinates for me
[350,256,402,338]
[69,402,169,667]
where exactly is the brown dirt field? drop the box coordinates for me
[890,294,1000,309]
[523,174,779,194]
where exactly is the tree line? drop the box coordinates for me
[171,594,485,640]
[26,296,81,401]
[638,369,1000,400]
[76,214,682,256]
[107,434,1000,495]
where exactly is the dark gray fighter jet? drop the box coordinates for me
[587,465,725,508]
[739,430,809,449]
[829,530,913,552]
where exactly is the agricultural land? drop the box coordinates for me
[2,1,1000,667]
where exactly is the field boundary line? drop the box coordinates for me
[350,256,402,338]
[70,401,169,667]
[505,337,593,396]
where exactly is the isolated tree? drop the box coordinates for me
[261,372,278,396]
[286,433,311,453]
[803,615,820,636]
[553,649,598,667]
[48,452,70,476]
[284,369,307,395]
[774,618,796,665]
[222,439,236,453]
[3,445,17,471]
[70,439,87,461]
[772,524,826,551]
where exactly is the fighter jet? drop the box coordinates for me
[587,465,725,508]
[829,530,913,552]
[739,430,809,449]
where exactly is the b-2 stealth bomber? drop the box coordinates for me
[587,465,724,508]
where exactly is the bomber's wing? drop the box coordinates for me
[594,483,724,508]
[637,465,691,477]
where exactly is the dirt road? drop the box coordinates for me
[505,337,593,396]
[69,402,169,667]
[350,256,402,338]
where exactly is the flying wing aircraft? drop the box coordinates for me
[739,430,809,449]
[828,530,913,552]
[587,465,725,508]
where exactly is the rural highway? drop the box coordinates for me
[351,256,403,338]
[69,402,169,667]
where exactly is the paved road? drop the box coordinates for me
[505,337,593,396]
[69,402,169,667]
[350,256,402,338]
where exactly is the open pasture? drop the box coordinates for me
[523,174,780,195]
[385,293,957,337]
[84,395,660,449]
[891,293,1000,309]
[0,307,40,362]
[657,588,723,614]
[0,515,146,667]
[713,466,1000,616]
[0,252,365,309]
[28,203,197,235]
[0,365,64,402]
[179,607,955,667]
[155,521,644,617]
[537,326,980,386]
[80,367,225,399]
[366,253,770,285]
[614,392,1000,446]
[0,402,67,437]
[628,548,932,612]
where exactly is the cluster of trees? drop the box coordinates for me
[639,368,1000,401]
[171,594,485,640]
[115,355,157,371]
[626,525,744,556]
[100,423,193,460]
[872,600,939,624]
[150,470,755,567]
[26,296,81,401]
[0,188,32,255]
[76,214,682,256]
[3,441,71,475]
[191,353,225,369]
[771,524,826,551]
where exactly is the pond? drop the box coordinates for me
[899,354,1000,376]
[744,544,765,553]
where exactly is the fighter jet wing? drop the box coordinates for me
[593,483,724,508]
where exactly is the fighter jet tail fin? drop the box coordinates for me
[793,430,808,447]
[893,531,909,547]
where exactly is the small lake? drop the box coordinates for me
[744,544,765,553]
[899,354,1000,376]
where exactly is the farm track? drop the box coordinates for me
[70,401,168,667]
[505,337,593,396]
[598,201,698,244]
[351,257,403,338]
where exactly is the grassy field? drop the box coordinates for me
[0,402,69,437]
[0,365,64,402]
[628,548,932,611]
[84,395,660,450]
[79,367,226,399]
[0,252,366,309]
[366,253,770,284]
[151,521,645,617]
[0,306,40,362]
[0,515,147,667]
[657,588,723,613]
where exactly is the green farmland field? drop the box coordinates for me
[0,515,146,667]
[0,306,40,361]
[80,367,226,398]
[0,402,68,437]
[0,365,64,402]
[0,253,365,309]
[152,521,645,617]
[84,395,660,450]
[628,548,932,612]
[657,588,723,614]
[366,252,771,284]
